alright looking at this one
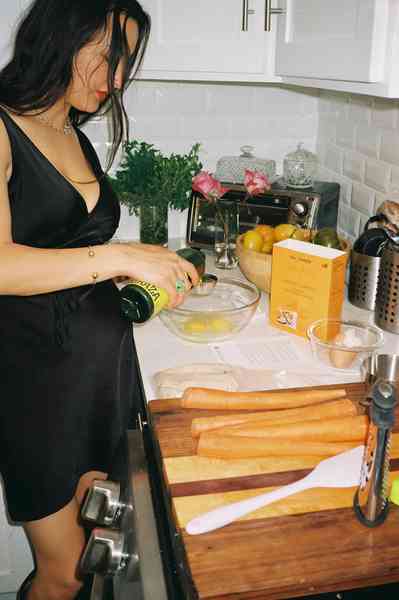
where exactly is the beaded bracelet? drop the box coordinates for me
[88,246,99,284]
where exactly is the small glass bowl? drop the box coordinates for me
[159,277,260,343]
[307,319,384,371]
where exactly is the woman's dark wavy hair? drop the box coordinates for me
[0,0,151,169]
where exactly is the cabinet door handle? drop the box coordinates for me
[265,0,286,31]
[242,0,255,31]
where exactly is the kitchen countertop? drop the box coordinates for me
[133,247,399,403]
[133,246,399,600]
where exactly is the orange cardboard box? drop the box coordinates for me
[269,238,347,338]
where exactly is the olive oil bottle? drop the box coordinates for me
[120,247,205,323]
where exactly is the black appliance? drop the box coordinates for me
[186,180,340,250]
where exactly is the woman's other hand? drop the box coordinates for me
[116,242,200,308]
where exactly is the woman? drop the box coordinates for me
[0,1,199,599]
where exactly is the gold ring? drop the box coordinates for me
[175,279,186,293]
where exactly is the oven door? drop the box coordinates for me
[80,428,169,600]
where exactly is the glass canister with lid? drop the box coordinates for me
[214,145,276,184]
[283,142,318,189]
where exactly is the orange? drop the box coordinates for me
[242,229,264,252]
[255,224,275,244]
[274,223,297,243]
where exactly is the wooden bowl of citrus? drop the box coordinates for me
[236,225,348,294]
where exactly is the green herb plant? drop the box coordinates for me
[110,140,203,214]
[109,140,202,245]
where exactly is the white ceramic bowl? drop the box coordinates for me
[307,319,384,370]
[159,277,260,343]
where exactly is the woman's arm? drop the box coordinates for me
[0,123,198,305]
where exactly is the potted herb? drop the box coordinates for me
[109,140,202,245]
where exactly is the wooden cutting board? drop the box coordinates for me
[149,383,399,599]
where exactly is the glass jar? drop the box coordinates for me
[215,145,276,184]
[283,143,318,189]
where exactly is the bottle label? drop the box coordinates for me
[132,280,169,316]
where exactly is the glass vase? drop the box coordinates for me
[140,204,168,246]
[214,201,239,269]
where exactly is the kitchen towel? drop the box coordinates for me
[153,361,360,398]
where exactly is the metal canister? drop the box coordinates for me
[353,380,397,527]
[348,250,381,311]
[375,241,399,333]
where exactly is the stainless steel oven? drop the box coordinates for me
[186,180,340,250]
[79,425,170,600]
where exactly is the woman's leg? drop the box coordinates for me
[23,497,85,600]
[22,471,107,600]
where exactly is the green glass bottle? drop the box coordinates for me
[120,247,206,323]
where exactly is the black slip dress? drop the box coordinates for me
[0,108,138,522]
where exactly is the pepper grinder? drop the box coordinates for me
[354,380,397,527]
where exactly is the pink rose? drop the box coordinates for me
[244,169,271,196]
[192,171,229,202]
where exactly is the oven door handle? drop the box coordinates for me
[90,575,105,600]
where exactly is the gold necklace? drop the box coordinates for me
[35,113,73,136]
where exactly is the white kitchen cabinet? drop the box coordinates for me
[138,0,281,82]
[275,0,399,98]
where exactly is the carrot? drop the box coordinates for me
[182,387,347,411]
[190,398,357,438]
[197,432,358,459]
[217,415,368,442]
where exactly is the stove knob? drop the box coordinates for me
[292,202,308,217]
[81,480,124,526]
[80,528,135,577]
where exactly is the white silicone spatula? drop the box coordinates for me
[186,445,364,535]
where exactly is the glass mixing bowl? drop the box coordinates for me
[159,277,260,343]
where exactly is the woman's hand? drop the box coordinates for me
[116,242,200,308]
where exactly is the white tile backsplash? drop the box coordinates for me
[348,95,373,124]
[324,144,343,174]
[364,159,391,193]
[343,151,365,183]
[372,98,398,130]
[351,184,376,216]
[380,130,399,166]
[336,118,356,149]
[318,91,399,239]
[84,81,319,239]
[355,125,380,159]
[82,80,399,242]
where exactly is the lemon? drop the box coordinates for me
[260,239,274,254]
[242,229,264,252]
[274,223,297,243]
[292,228,311,242]
[254,224,274,244]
